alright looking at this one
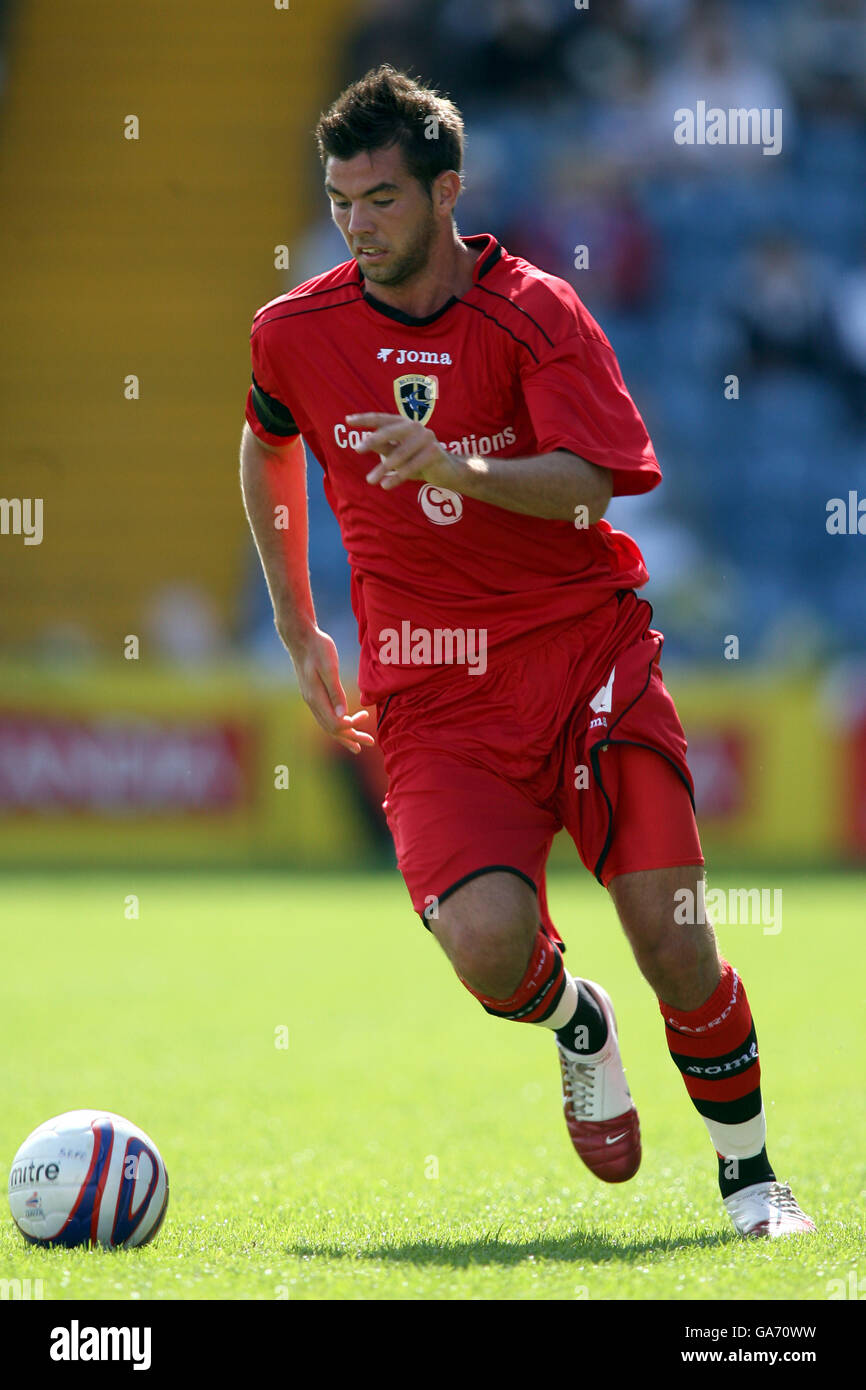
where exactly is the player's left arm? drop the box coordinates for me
[346,412,612,523]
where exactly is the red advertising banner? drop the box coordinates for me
[688,729,749,820]
[0,714,253,815]
[846,709,866,854]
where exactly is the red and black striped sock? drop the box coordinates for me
[659,959,775,1198]
[460,928,568,1023]
[459,927,607,1050]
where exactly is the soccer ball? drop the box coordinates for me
[8,1109,169,1249]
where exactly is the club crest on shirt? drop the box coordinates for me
[394,374,438,424]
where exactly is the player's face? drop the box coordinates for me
[325,146,438,287]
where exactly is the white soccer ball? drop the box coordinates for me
[8,1109,169,1249]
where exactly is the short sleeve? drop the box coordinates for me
[521,332,661,497]
[244,320,301,445]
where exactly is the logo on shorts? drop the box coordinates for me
[589,667,616,729]
[418,484,463,525]
[394,374,438,424]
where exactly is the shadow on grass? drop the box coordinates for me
[287,1228,738,1267]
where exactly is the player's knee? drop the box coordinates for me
[431,910,537,999]
[631,922,720,1002]
[632,930,690,981]
[429,871,540,998]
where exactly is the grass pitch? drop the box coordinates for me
[1,869,862,1301]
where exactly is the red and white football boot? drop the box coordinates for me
[557,979,641,1183]
[723,1181,816,1238]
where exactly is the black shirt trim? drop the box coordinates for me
[456,299,540,363]
[475,280,555,348]
[250,373,300,437]
[361,289,459,326]
[359,235,504,327]
[476,239,503,279]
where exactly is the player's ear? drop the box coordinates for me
[433,169,461,217]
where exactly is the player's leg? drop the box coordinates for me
[376,622,641,1184]
[430,868,603,1040]
[376,669,597,1035]
[604,747,815,1237]
[429,867,641,1183]
[426,868,538,999]
[606,862,721,1009]
[377,731,611,1054]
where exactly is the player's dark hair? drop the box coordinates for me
[315,65,464,197]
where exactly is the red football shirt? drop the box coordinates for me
[245,233,661,705]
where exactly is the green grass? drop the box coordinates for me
[1,870,863,1300]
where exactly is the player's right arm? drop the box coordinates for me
[239,422,374,754]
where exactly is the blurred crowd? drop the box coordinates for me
[244,0,866,667]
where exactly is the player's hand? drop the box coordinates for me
[346,412,457,491]
[283,625,375,755]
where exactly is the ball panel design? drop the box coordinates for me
[7,1109,168,1249]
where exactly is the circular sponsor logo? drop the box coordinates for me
[418,484,463,525]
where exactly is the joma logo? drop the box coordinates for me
[377,348,452,365]
[685,1042,758,1074]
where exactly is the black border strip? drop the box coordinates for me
[590,736,697,885]
[251,296,362,337]
[252,270,358,315]
[475,238,503,279]
[250,373,300,436]
[419,865,538,930]
[435,863,538,909]
[668,1023,759,1075]
[692,1086,764,1124]
[358,236,503,328]
[475,281,555,348]
[416,864,567,954]
[455,299,540,361]
[362,290,458,326]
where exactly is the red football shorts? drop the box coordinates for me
[375,591,704,951]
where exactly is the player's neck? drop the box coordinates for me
[362,233,479,320]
